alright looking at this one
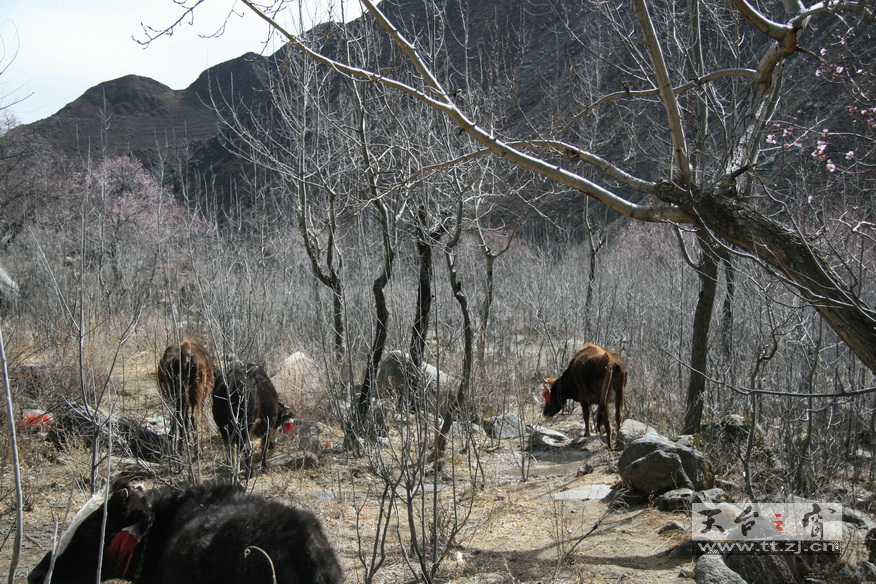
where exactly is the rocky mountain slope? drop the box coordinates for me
[17,51,265,163]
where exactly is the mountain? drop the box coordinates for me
[16,52,266,163]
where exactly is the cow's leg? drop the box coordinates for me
[581,401,591,436]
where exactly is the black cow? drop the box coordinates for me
[28,481,343,584]
[212,363,294,475]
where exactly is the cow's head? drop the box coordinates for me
[29,481,152,584]
[542,377,563,417]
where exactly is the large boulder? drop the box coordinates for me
[723,553,809,584]
[376,350,457,411]
[271,352,323,418]
[694,554,747,584]
[618,435,715,494]
[616,418,661,449]
[484,413,526,439]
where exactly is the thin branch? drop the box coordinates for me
[561,68,758,135]
[241,0,694,224]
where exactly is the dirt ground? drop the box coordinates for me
[3,431,693,583]
[3,365,695,584]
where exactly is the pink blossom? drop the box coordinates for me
[826,160,836,172]
[836,66,844,74]
[782,128,793,136]
[820,48,828,56]
[846,151,856,160]
[766,134,778,144]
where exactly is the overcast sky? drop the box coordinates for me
[1,1,362,126]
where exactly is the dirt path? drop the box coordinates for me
[4,417,693,584]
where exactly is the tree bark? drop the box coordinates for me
[682,232,719,434]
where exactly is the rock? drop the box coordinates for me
[668,539,695,557]
[673,434,701,450]
[694,488,726,504]
[271,352,323,418]
[288,418,323,452]
[656,488,695,511]
[844,507,876,531]
[617,418,662,448]
[376,350,457,411]
[618,435,715,494]
[547,484,613,501]
[47,401,172,463]
[528,425,572,447]
[267,450,319,469]
[484,414,526,439]
[723,553,808,584]
[694,554,747,584]
[659,520,687,534]
[866,528,876,562]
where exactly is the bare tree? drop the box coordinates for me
[220,0,875,430]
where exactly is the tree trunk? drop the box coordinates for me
[407,207,444,410]
[431,229,473,464]
[682,232,719,434]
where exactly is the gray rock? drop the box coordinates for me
[484,413,526,439]
[618,435,715,494]
[658,520,687,534]
[668,539,695,557]
[723,553,808,584]
[694,488,726,504]
[290,418,322,452]
[695,554,747,584]
[656,488,696,511]
[617,418,662,448]
[528,425,571,447]
[376,350,457,411]
[449,421,486,436]
[673,434,700,450]
[547,484,613,501]
[843,507,876,531]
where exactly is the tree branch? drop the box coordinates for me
[631,0,692,183]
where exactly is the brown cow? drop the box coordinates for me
[542,343,628,449]
[157,337,214,453]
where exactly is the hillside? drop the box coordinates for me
[15,52,265,164]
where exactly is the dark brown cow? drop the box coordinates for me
[212,363,294,475]
[157,337,214,452]
[542,343,628,449]
[28,481,343,584]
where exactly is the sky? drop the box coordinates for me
[1,0,363,126]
